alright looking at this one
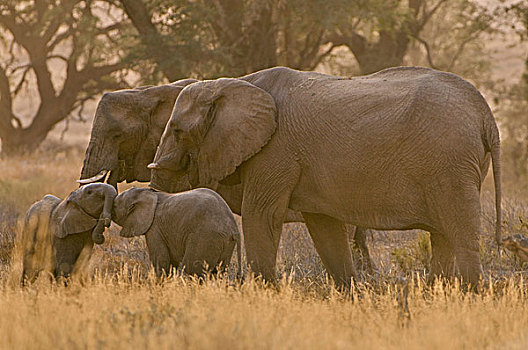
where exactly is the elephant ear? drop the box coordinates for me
[54,201,97,238]
[189,79,277,186]
[143,79,199,128]
[119,190,158,237]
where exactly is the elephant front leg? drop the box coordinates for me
[240,161,300,284]
[241,208,286,284]
[145,232,172,277]
[303,212,357,289]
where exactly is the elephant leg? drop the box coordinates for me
[218,240,236,274]
[453,233,483,289]
[145,233,171,277]
[302,212,357,289]
[352,226,375,273]
[428,186,483,288]
[241,163,300,284]
[181,235,224,277]
[428,230,455,283]
[242,203,288,283]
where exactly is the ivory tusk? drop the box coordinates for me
[77,170,109,184]
[147,163,160,169]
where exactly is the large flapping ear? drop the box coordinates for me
[183,79,277,186]
[119,190,158,237]
[54,200,97,238]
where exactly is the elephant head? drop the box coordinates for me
[55,183,118,244]
[112,187,158,237]
[148,79,277,192]
[79,79,197,188]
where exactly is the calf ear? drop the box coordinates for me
[54,201,97,238]
[120,191,158,237]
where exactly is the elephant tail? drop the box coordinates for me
[484,110,502,249]
[491,137,502,249]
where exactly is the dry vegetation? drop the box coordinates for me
[1,131,528,348]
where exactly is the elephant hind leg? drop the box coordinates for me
[302,212,357,289]
[427,187,483,288]
[217,239,236,274]
[428,230,455,284]
[181,234,229,277]
[351,226,376,273]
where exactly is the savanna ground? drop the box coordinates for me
[1,119,528,349]
[1,23,528,346]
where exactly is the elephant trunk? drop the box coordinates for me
[80,135,118,185]
[92,185,118,244]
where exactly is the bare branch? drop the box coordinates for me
[308,44,338,71]
[47,55,69,63]
[0,64,13,123]
[418,0,448,30]
[12,65,32,96]
[60,116,70,141]
[11,115,22,129]
[447,30,484,71]
[412,35,439,69]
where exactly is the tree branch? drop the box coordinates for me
[412,35,439,69]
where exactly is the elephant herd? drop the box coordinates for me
[21,66,502,289]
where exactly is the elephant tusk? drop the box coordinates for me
[147,163,160,169]
[77,170,109,184]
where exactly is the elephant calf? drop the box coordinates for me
[112,187,242,278]
[21,183,116,284]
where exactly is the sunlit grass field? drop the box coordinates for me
[2,140,528,349]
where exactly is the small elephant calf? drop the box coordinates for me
[112,187,242,277]
[21,183,116,283]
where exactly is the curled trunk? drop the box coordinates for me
[91,185,117,244]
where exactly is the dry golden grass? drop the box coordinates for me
[2,141,528,349]
[1,275,528,349]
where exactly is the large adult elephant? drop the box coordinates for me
[148,66,502,287]
[77,78,375,271]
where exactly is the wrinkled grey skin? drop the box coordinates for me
[150,66,501,288]
[21,183,116,283]
[79,79,199,187]
[76,78,375,272]
[112,187,242,278]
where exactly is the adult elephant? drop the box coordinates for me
[77,78,376,272]
[148,66,501,288]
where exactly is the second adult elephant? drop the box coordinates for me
[75,78,375,271]
[149,66,501,287]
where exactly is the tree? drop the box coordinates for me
[0,0,132,155]
[119,0,494,81]
[494,1,528,184]
[118,0,334,79]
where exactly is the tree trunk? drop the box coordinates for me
[0,127,48,156]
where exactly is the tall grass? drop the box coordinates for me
[1,274,528,349]
[2,143,528,348]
